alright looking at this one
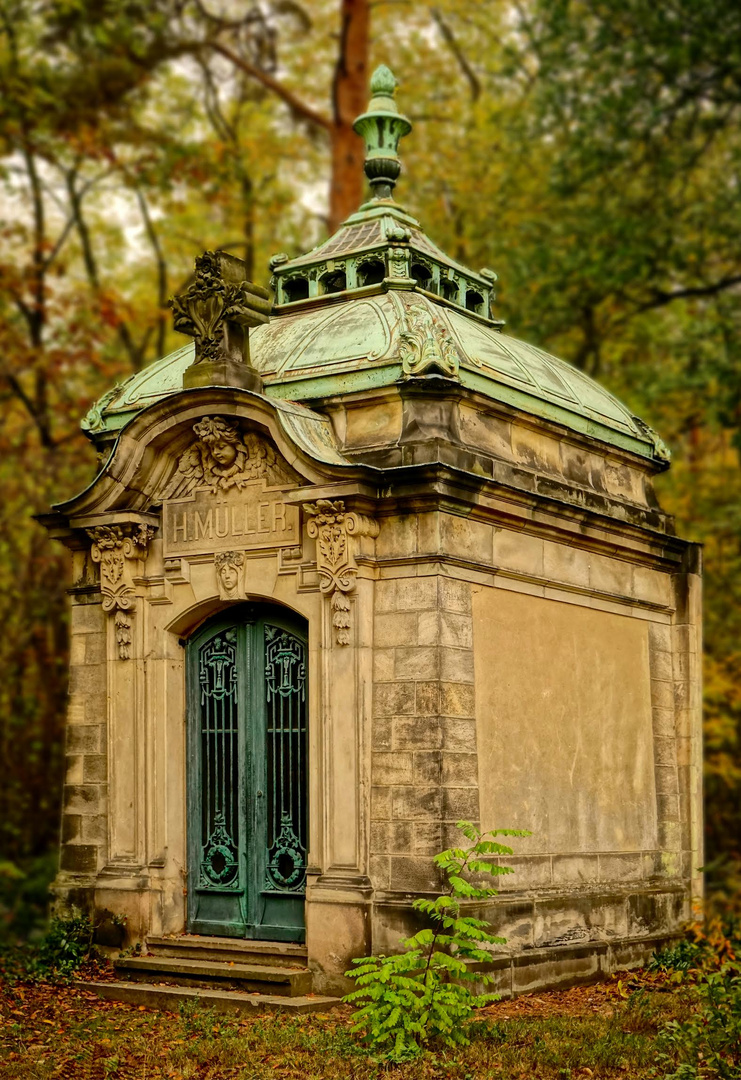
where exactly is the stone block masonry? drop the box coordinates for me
[58,595,109,887]
[370,575,479,893]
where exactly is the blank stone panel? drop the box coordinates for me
[473,587,658,857]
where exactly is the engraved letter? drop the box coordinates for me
[258,503,270,533]
[173,512,188,544]
[245,505,256,536]
[194,510,213,540]
[273,501,286,532]
[215,505,229,539]
[231,506,244,536]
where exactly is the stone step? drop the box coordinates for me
[145,935,307,969]
[79,981,340,1015]
[114,956,312,996]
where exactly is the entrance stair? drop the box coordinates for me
[78,934,341,1016]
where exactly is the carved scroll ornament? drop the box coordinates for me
[398,293,460,378]
[88,524,154,660]
[304,500,379,646]
[159,416,297,501]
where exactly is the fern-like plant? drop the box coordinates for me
[344,820,529,1061]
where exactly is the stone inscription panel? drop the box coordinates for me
[163,484,299,558]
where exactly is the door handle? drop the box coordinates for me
[256,790,264,798]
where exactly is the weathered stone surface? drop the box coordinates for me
[374,612,418,648]
[374,683,415,716]
[412,751,442,786]
[394,646,438,680]
[396,577,438,611]
[391,786,442,820]
[67,724,104,754]
[64,785,102,814]
[372,752,413,785]
[474,588,658,854]
[392,716,442,750]
[60,844,98,874]
[83,755,108,783]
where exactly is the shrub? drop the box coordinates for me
[344,820,529,1061]
[35,910,97,976]
[658,962,741,1079]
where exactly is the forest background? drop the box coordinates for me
[0,0,739,931]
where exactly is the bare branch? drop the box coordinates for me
[209,41,332,130]
[430,7,481,102]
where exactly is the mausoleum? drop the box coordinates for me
[44,68,703,1004]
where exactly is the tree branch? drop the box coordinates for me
[134,186,168,358]
[430,7,481,102]
[209,41,332,130]
[637,275,741,314]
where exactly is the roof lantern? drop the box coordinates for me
[269,65,499,322]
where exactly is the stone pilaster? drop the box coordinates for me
[58,596,109,885]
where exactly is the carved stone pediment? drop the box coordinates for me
[157,416,299,502]
[157,416,303,559]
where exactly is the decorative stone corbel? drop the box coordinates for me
[303,500,379,646]
[398,293,460,378]
[88,524,155,660]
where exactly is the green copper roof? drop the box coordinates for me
[81,66,669,466]
[82,291,668,462]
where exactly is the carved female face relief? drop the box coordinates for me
[215,550,245,599]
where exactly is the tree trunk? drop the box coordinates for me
[329,0,369,233]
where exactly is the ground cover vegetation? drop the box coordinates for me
[0,0,740,934]
[1,923,740,1078]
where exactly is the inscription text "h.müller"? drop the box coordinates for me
[170,500,293,545]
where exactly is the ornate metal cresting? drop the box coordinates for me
[198,629,240,890]
[170,249,271,390]
[304,499,379,646]
[398,292,461,378]
[264,626,307,893]
[88,524,154,660]
[159,416,296,500]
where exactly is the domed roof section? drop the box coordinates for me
[85,292,667,462]
[81,66,669,467]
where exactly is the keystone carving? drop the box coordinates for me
[88,524,154,660]
[303,499,379,646]
[159,417,297,501]
[215,549,245,600]
[169,250,270,365]
[398,293,460,378]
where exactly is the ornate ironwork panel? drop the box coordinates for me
[264,626,307,893]
[187,608,308,941]
[198,630,240,890]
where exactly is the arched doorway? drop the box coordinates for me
[186,604,308,942]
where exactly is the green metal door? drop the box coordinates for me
[186,606,308,941]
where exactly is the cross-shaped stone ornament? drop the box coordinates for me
[170,249,270,392]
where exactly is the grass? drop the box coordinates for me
[0,973,698,1079]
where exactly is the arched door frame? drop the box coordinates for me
[185,601,308,941]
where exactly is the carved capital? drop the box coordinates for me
[169,250,271,366]
[88,524,155,659]
[304,500,379,646]
[399,293,460,378]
